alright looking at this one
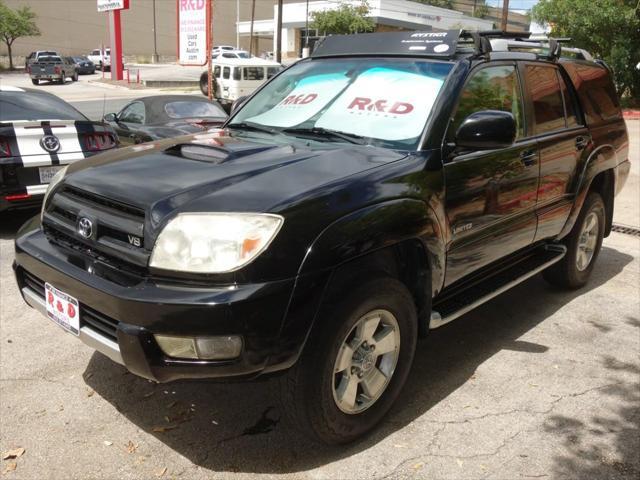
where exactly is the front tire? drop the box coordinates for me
[279,277,418,444]
[31,78,39,85]
[543,192,605,288]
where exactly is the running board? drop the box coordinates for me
[430,244,567,329]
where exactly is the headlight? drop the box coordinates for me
[149,213,283,273]
[41,165,68,222]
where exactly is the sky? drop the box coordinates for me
[485,0,547,33]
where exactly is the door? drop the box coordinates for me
[521,63,591,241]
[444,63,540,286]
[114,101,146,146]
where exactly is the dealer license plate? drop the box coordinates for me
[45,283,80,336]
[39,166,62,184]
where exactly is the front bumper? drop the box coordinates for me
[14,217,302,383]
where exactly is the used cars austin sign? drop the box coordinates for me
[177,0,210,66]
[97,0,130,12]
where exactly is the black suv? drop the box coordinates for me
[14,30,630,444]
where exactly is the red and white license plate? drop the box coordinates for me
[45,283,80,336]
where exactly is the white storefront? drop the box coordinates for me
[237,0,494,59]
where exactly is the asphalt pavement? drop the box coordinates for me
[0,71,638,479]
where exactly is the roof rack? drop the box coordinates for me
[459,30,533,57]
[488,35,595,61]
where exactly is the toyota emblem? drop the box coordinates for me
[40,135,61,153]
[77,217,93,239]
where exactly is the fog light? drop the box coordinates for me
[154,335,242,360]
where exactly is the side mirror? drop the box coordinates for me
[231,96,248,115]
[455,110,516,150]
[103,113,117,122]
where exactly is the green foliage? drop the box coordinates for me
[409,0,454,8]
[532,0,640,101]
[472,3,490,19]
[311,1,375,35]
[0,0,41,69]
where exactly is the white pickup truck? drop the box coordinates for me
[87,48,110,70]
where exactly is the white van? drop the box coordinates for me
[199,57,283,106]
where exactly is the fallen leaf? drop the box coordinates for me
[85,372,94,379]
[143,392,155,398]
[413,462,424,470]
[393,444,408,448]
[3,462,17,474]
[103,441,113,446]
[211,420,218,425]
[152,425,178,433]
[155,467,167,477]
[529,383,539,388]
[86,388,95,397]
[167,401,177,409]
[125,440,137,454]
[456,459,463,468]
[164,416,170,423]
[2,448,25,460]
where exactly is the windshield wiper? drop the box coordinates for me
[282,127,366,145]
[226,122,278,135]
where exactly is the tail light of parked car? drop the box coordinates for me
[54,66,61,75]
[0,138,11,158]
[83,132,117,151]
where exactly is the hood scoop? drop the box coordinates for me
[167,141,296,165]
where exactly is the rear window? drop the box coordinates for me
[39,56,62,63]
[0,92,88,122]
[243,67,264,81]
[267,66,281,79]
[164,101,226,119]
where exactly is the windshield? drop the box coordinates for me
[0,92,88,122]
[164,101,227,119]
[229,57,452,150]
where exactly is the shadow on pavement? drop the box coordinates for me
[0,209,39,240]
[83,245,633,474]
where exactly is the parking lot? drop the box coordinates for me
[0,76,638,480]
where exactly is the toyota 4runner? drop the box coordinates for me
[14,30,630,444]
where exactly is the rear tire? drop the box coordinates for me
[199,73,217,98]
[59,72,65,84]
[31,78,39,85]
[279,277,418,444]
[72,71,78,82]
[543,192,605,289]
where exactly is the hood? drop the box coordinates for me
[64,131,406,229]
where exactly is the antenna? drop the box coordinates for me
[101,93,107,122]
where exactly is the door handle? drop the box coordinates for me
[520,149,537,167]
[575,136,589,150]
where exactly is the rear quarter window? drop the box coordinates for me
[561,61,621,125]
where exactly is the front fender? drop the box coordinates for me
[298,198,445,294]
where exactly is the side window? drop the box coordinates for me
[119,102,145,124]
[223,67,230,80]
[525,65,566,134]
[222,53,236,59]
[452,65,525,139]
[213,65,220,78]
[233,67,241,81]
[557,71,578,127]
[91,50,100,56]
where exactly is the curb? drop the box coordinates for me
[622,110,640,120]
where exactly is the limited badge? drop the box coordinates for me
[40,135,61,153]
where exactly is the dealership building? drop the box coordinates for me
[1,0,529,64]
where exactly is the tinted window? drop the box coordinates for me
[223,67,230,79]
[267,66,281,79]
[236,52,250,59]
[164,101,227,119]
[0,92,88,122]
[40,56,62,63]
[119,102,145,124]
[233,68,241,80]
[453,65,524,139]
[222,53,236,59]
[558,71,578,127]
[91,50,100,55]
[214,65,220,78]
[525,65,566,134]
[243,67,264,81]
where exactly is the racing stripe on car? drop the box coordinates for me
[74,121,96,156]
[41,121,60,166]
[0,124,22,165]
[12,123,46,164]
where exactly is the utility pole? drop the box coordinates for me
[152,0,159,63]
[207,0,213,100]
[500,0,509,32]
[236,0,240,49]
[276,0,283,63]
[249,0,256,56]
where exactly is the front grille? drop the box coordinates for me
[43,186,149,272]
[20,269,119,342]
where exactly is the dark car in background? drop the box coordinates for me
[102,95,228,145]
[1,86,118,212]
[71,56,96,75]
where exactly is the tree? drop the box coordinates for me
[532,0,640,102]
[311,1,375,35]
[0,1,40,70]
